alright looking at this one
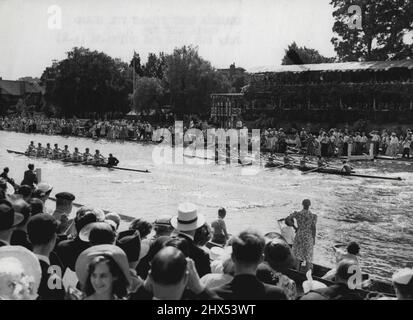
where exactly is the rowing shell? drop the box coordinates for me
[6,149,150,174]
[265,161,403,181]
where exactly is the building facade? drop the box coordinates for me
[210,93,245,128]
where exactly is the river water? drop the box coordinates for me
[1,130,412,282]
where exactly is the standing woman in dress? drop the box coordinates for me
[287,199,317,271]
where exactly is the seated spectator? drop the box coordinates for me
[16,185,32,202]
[0,199,24,247]
[212,230,287,300]
[56,207,105,273]
[135,236,170,279]
[10,199,32,250]
[152,215,173,239]
[130,247,219,300]
[75,244,131,300]
[129,218,152,239]
[171,203,211,277]
[32,183,53,214]
[80,221,116,246]
[194,222,212,248]
[392,268,413,300]
[0,246,42,300]
[322,241,360,281]
[201,255,235,290]
[257,240,297,300]
[105,212,121,232]
[27,214,66,300]
[300,259,363,300]
[28,198,44,216]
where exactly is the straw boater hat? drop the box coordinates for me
[75,244,132,288]
[170,203,206,232]
[0,246,42,300]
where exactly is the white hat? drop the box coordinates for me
[392,268,413,285]
[302,280,327,293]
[0,246,42,300]
[36,182,53,195]
[170,203,206,232]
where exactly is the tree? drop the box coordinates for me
[40,47,132,117]
[163,45,230,118]
[281,42,335,65]
[331,0,413,61]
[133,77,164,112]
[142,52,167,79]
[130,52,143,76]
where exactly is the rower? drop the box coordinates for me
[93,149,105,165]
[36,143,44,157]
[107,153,119,167]
[71,147,82,162]
[52,144,61,159]
[61,145,71,159]
[283,152,294,165]
[83,148,92,162]
[300,156,307,168]
[341,161,353,175]
[317,156,327,168]
[26,141,35,155]
[44,143,52,157]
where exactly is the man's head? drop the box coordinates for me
[54,192,75,212]
[347,242,360,256]
[28,198,43,216]
[3,167,9,173]
[28,164,34,171]
[231,230,265,271]
[35,183,53,202]
[153,215,173,237]
[218,207,226,219]
[27,214,59,252]
[17,185,32,201]
[149,247,188,300]
[302,199,311,209]
[87,222,116,246]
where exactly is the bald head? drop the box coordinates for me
[150,247,187,285]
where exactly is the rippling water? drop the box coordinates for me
[1,131,412,282]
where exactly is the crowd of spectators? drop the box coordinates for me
[0,166,412,300]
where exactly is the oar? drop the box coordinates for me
[64,160,88,167]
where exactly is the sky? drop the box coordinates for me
[0,0,337,80]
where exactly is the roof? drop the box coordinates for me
[248,60,413,74]
[0,80,44,96]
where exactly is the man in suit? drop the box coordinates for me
[27,214,66,300]
[21,164,38,189]
[0,199,24,247]
[213,230,287,300]
[170,203,211,277]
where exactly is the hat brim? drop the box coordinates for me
[170,214,206,232]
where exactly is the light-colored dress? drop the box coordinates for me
[289,209,317,268]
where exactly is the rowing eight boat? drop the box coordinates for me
[265,161,403,181]
[6,149,150,174]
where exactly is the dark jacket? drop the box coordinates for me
[177,233,211,277]
[129,285,221,300]
[55,237,90,272]
[213,274,288,300]
[21,170,38,188]
[37,259,66,300]
[300,283,363,300]
[10,229,32,250]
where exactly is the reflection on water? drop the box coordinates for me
[1,131,412,281]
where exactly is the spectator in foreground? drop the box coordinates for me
[20,164,37,189]
[171,203,211,277]
[28,214,66,300]
[300,259,363,300]
[75,244,131,300]
[0,200,24,247]
[130,247,219,300]
[0,246,42,300]
[212,230,287,300]
[10,199,32,250]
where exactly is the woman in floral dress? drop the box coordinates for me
[287,199,317,271]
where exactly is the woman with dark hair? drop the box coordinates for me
[75,245,131,300]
